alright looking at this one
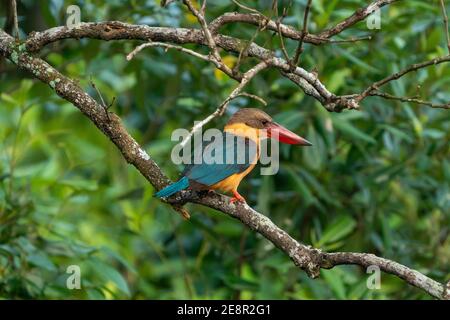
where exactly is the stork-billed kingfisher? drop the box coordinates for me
[155,108,312,203]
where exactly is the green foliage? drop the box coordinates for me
[0,0,449,299]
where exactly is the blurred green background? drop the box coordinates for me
[0,0,449,299]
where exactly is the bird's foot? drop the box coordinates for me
[230,191,246,204]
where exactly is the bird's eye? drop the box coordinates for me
[262,120,269,126]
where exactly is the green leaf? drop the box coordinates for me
[317,215,357,247]
[285,166,316,206]
[87,260,131,297]
[327,69,351,93]
[220,274,259,291]
[1,93,18,105]
[331,116,376,144]
[59,179,99,191]
[27,252,57,272]
[321,269,347,299]
[87,288,105,300]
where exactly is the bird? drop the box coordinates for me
[155,108,312,204]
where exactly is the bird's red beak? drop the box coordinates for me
[266,122,312,146]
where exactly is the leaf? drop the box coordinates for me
[1,93,18,105]
[299,169,341,207]
[334,47,380,74]
[273,111,306,131]
[59,179,99,191]
[220,274,259,291]
[302,125,326,171]
[327,69,351,93]
[379,124,413,143]
[87,260,131,297]
[423,129,444,139]
[87,288,105,300]
[317,215,357,247]
[321,269,347,299]
[27,252,57,272]
[331,115,376,144]
[177,97,203,110]
[101,247,137,274]
[285,166,316,206]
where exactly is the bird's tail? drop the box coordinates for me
[154,176,189,198]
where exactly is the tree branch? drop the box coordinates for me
[210,12,323,44]
[23,21,354,110]
[127,41,212,63]
[292,0,313,66]
[182,0,237,79]
[179,61,268,148]
[370,91,450,109]
[20,0,424,113]
[357,55,450,101]
[439,0,450,54]
[317,0,401,39]
[4,0,19,38]
[0,28,447,299]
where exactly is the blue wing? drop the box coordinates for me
[182,132,257,187]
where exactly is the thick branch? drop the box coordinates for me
[211,0,400,43]
[323,252,446,299]
[25,20,448,111]
[0,29,447,299]
[24,21,351,110]
[210,12,325,44]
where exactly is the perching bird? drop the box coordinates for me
[155,108,312,203]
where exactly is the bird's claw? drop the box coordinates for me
[230,191,246,204]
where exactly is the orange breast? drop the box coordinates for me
[210,123,260,193]
[211,163,256,192]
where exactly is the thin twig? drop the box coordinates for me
[370,91,450,109]
[439,0,450,54]
[232,0,268,17]
[183,0,220,62]
[274,1,293,66]
[160,0,177,7]
[233,25,262,74]
[179,61,268,148]
[183,0,238,79]
[9,0,19,39]
[292,0,313,66]
[236,92,267,106]
[127,41,210,62]
[318,0,400,39]
[11,0,19,39]
[326,35,373,43]
[89,79,113,121]
[231,1,271,73]
[201,0,207,15]
[358,55,450,100]
[127,41,242,81]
